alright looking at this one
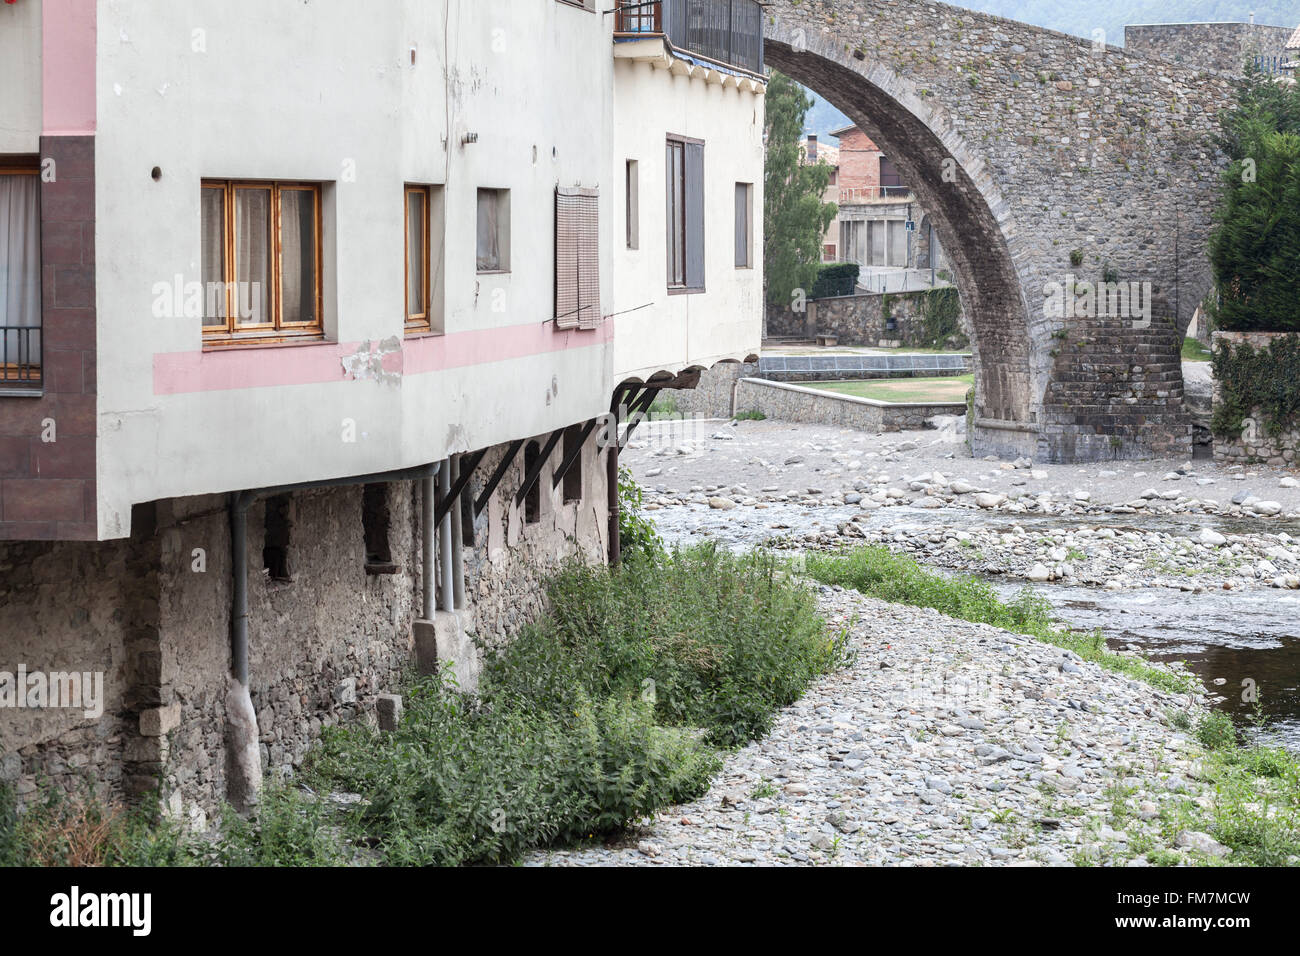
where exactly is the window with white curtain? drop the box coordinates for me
[476,188,510,273]
[201,180,322,343]
[0,168,42,386]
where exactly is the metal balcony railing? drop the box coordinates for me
[0,326,41,387]
[616,0,764,75]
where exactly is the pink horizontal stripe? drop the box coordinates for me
[152,321,614,396]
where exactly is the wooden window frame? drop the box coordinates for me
[201,180,323,347]
[404,185,432,333]
[0,163,42,388]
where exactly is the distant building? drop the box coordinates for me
[799,135,840,261]
[827,125,950,290]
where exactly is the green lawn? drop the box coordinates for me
[808,374,973,404]
[1182,337,1212,362]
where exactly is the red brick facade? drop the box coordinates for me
[0,135,97,540]
[834,126,883,199]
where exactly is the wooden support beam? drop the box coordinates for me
[514,428,565,508]
[552,419,601,489]
[434,447,489,526]
[473,439,524,517]
[619,387,660,449]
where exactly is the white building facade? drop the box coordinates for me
[0,0,764,818]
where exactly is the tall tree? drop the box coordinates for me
[1209,68,1300,332]
[764,72,838,307]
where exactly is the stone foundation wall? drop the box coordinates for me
[735,378,964,432]
[766,290,968,350]
[1,432,610,822]
[1212,331,1300,467]
[667,361,757,419]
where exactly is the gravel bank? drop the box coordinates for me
[529,586,1219,867]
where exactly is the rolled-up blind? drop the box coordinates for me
[556,187,600,330]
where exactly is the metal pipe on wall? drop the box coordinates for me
[438,458,454,611]
[450,454,466,609]
[229,491,253,686]
[422,469,436,620]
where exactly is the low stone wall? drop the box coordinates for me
[735,378,964,433]
[1212,330,1300,467]
[766,289,968,350]
[0,432,610,822]
[665,360,757,419]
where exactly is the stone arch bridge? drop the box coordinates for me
[762,0,1235,462]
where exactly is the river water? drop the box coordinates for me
[645,500,1300,749]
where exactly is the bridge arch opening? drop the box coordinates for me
[765,35,1039,454]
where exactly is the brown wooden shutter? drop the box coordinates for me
[555,188,580,330]
[557,186,600,330]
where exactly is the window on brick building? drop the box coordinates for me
[201,181,322,345]
[0,164,41,387]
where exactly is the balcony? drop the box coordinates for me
[0,326,41,390]
[616,0,764,76]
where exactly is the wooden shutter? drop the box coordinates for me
[685,142,705,290]
[556,186,600,330]
[555,189,580,329]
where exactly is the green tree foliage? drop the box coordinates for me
[1209,69,1300,332]
[764,71,838,307]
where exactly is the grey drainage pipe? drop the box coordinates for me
[450,454,466,609]
[438,459,454,611]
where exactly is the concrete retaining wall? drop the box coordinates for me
[767,288,968,350]
[735,378,964,432]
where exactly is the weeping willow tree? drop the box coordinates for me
[1208,68,1300,332]
[764,72,838,307]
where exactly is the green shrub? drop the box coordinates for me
[918,287,964,349]
[489,546,842,748]
[1210,333,1300,438]
[302,679,719,866]
[0,784,187,867]
[1194,710,1239,751]
[811,262,859,299]
[616,465,663,560]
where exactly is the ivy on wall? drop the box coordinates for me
[918,287,964,349]
[1210,334,1300,439]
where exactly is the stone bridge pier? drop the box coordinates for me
[763,0,1234,462]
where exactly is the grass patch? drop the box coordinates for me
[803,545,1191,694]
[733,409,766,421]
[1182,337,1212,362]
[807,375,973,404]
[1154,711,1300,866]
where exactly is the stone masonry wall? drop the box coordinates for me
[1212,331,1300,467]
[1124,23,1294,75]
[767,290,968,350]
[1,431,611,822]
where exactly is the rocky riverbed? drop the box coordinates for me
[530,587,1226,867]
[631,417,1300,593]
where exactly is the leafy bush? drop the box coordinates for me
[301,681,719,866]
[1210,333,1300,438]
[810,262,860,299]
[918,287,964,349]
[488,546,841,748]
[296,545,836,864]
[616,464,663,560]
[1209,69,1300,332]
